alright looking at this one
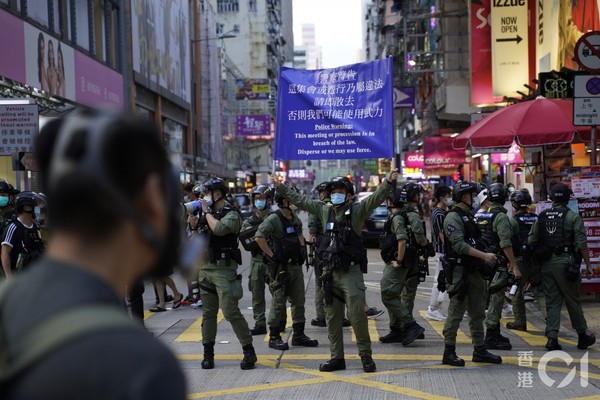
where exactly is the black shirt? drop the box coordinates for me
[1,258,186,400]
[1,218,42,271]
[431,206,446,254]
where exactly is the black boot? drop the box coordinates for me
[319,358,346,372]
[361,355,377,373]
[311,318,326,327]
[577,332,596,350]
[442,344,465,367]
[343,318,352,327]
[240,344,257,370]
[379,327,404,343]
[545,337,562,351]
[402,321,425,346]
[484,326,512,350]
[250,325,267,335]
[506,322,527,332]
[292,323,319,347]
[201,343,215,369]
[473,345,502,364]
[268,327,289,350]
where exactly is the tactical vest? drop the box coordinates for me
[206,204,239,260]
[444,206,485,261]
[475,208,501,250]
[379,210,419,263]
[537,206,574,254]
[239,213,265,255]
[513,212,538,256]
[272,210,303,263]
[324,205,365,264]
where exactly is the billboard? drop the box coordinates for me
[131,0,191,104]
[235,78,271,100]
[423,137,465,169]
[236,115,271,136]
[0,9,123,109]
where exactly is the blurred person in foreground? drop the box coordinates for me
[0,110,186,399]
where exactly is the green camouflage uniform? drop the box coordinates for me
[400,205,426,327]
[308,210,326,321]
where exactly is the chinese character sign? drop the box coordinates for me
[274,58,394,160]
[236,115,271,136]
[0,104,38,156]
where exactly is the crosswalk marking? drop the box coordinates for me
[419,310,470,344]
[175,309,224,342]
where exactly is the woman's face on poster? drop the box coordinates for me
[48,40,54,65]
[38,35,45,60]
[58,48,63,71]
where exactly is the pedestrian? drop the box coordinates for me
[506,189,546,332]
[475,183,520,351]
[441,182,501,366]
[424,185,452,321]
[188,177,257,370]
[379,186,426,345]
[272,171,397,373]
[0,110,186,399]
[255,186,318,350]
[529,183,596,351]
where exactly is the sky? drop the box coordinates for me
[292,0,364,69]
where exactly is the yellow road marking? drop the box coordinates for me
[351,318,379,342]
[499,318,547,346]
[188,377,330,399]
[143,311,153,321]
[419,310,470,344]
[175,310,224,342]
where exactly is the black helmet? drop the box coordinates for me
[274,184,300,206]
[330,176,354,196]
[388,187,404,208]
[510,189,532,208]
[192,183,207,196]
[452,181,479,202]
[0,179,11,194]
[399,182,423,203]
[488,183,506,204]
[251,184,273,199]
[314,181,331,194]
[203,177,229,195]
[15,191,38,213]
[549,183,573,202]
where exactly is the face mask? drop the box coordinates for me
[445,198,453,207]
[0,196,9,207]
[203,195,213,207]
[254,199,266,210]
[331,193,346,205]
[508,187,515,193]
[471,197,481,210]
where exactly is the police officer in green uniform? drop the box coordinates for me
[506,189,546,331]
[442,182,502,366]
[255,187,318,350]
[379,185,426,345]
[309,182,331,327]
[272,170,397,373]
[475,183,520,351]
[191,177,256,370]
[529,183,596,351]
[240,185,274,336]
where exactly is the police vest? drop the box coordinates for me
[207,204,239,254]
[537,206,574,254]
[325,205,365,263]
[239,213,266,255]
[444,206,485,260]
[513,212,537,256]
[272,210,303,263]
[475,208,501,250]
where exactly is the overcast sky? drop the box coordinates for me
[293,0,364,68]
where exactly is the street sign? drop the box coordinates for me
[575,75,600,98]
[573,97,600,126]
[574,31,600,73]
[393,86,415,109]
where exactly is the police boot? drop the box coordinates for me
[240,344,257,370]
[268,327,289,350]
[545,338,562,351]
[402,322,425,346]
[291,323,319,347]
[506,322,527,332]
[250,325,267,335]
[361,355,377,373]
[311,317,326,327]
[484,326,512,350]
[442,344,465,367]
[201,343,215,369]
[319,358,346,372]
[577,332,596,350]
[379,327,404,343]
[472,345,502,364]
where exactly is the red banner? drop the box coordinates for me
[405,152,424,168]
[423,137,465,169]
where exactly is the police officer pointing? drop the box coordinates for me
[529,183,596,351]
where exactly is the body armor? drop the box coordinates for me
[205,204,240,262]
[240,213,265,256]
[513,212,538,257]
[272,210,303,264]
[379,211,416,263]
[475,209,501,250]
[444,207,487,266]
[537,206,574,255]
[322,205,367,270]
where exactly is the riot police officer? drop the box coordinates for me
[272,170,397,373]
[379,186,426,345]
[254,187,318,350]
[190,177,257,370]
[506,189,545,331]
[309,181,331,327]
[240,185,274,335]
[475,183,520,351]
[529,183,596,351]
[441,182,501,366]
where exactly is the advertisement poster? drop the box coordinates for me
[274,58,394,161]
[235,79,271,100]
[236,115,271,136]
[423,137,465,169]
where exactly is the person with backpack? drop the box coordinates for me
[254,186,318,351]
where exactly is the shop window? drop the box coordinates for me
[74,0,90,50]
[28,1,50,27]
[217,0,239,13]
[163,119,185,154]
[93,0,105,62]
[249,0,257,12]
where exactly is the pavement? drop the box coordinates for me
[142,212,600,399]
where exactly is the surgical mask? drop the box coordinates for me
[445,198,453,207]
[331,193,346,205]
[254,199,266,210]
[471,197,481,210]
[0,196,9,207]
[508,187,515,193]
[203,195,213,207]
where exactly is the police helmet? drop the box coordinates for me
[388,187,404,208]
[15,191,38,213]
[476,188,488,206]
[488,183,506,204]
[203,177,229,195]
[549,183,573,202]
[399,182,423,203]
[0,179,11,194]
[510,189,532,208]
[451,181,479,202]
[192,183,207,197]
[251,184,273,199]
[329,176,354,196]
[274,184,300,206]
[314,181,331,194]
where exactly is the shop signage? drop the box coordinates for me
[572,177,600,198]
[538,70,574,99]
[490,0,529,97]
[393,86,415,108]
[404,152,424,168]
[287,169,307,179]
[574,32,600,73]
[236,115,271,136]
[0,104,38,156]
[235,79,270,100]
[491,141,523,164]
[423,137,465,168]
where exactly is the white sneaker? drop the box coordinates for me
[191,299,203,309]
[502,304,514,319]
[425,307,447,321]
